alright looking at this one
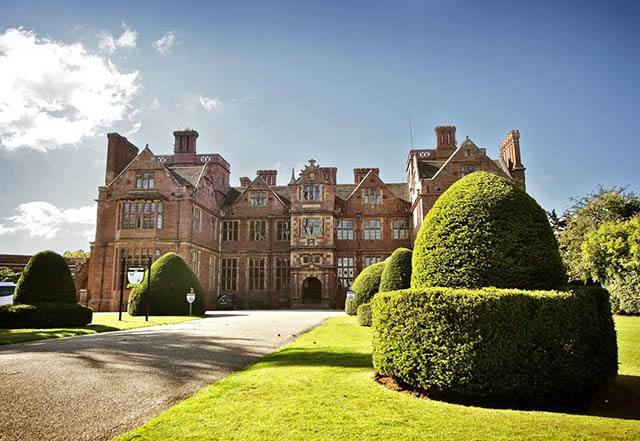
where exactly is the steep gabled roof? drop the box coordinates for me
[425,138,507,182]
[106,145,194,190]
[343,169,409,203]
[225,175,288,207]
[168,166,206,187]
[386,183,410,202]
[417,161,444,179]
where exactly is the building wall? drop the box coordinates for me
[87,126,525,311]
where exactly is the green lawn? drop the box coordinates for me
[115,315,640,441]
[0,313,201,345]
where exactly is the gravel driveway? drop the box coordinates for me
[0,310,342,441]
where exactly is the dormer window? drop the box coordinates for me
[364,188,381,204]
[136,172,154,189]
[250,192,267,206]
[302,184,321,201]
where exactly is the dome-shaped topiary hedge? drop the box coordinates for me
[412,172,566,290]
[372,286,617,408]
[14,250,77,304]
[128,252,206,316]
[379,248,412,292]
[351,261,385,311]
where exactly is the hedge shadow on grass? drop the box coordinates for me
[588,375,640,421]
[262,347,373,369]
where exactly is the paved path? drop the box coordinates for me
[0,310,342,441]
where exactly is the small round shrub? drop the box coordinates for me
[379,248,412,292]
[128,253,206,316]
[371,286,617,408]
[351,262,385,310]
[0,302,92,328]
[357,303,372,327]
[412,172,566,290]
[14,250,77,304]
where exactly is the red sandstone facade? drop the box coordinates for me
[87,126,525,310]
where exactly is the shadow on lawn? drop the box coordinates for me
[588,375,640,421]
[263,347,373,368]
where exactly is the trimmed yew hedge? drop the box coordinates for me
[350,262,385,312]
[357,303,372,327]
[412,172,566,290]
[0,302,92,328]
[128,253,206,316]
[371,285,617,408]
[14,250,77,304]
[379,248,412,293]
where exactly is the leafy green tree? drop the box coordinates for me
[546,209,567,235]
[558,187,640,282]
[0,266,20,282]
[63,249,90,258]
[582,217,640,313]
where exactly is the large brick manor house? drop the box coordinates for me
[86,126,525,310]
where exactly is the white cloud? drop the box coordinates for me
[149,97,160,110]
[0,201,96,239]
[541,174,555,183]
[198,94,219,110]
[125,121,142,135]
[153,31,176,55]
[0,28,141,151]
[98,22,137,54]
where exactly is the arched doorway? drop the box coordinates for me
[303,277,322,304]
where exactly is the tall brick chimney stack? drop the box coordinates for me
[257,170,277,186]
[173,130,199,155]
[239,177,251,187]
[499,129,526,191]
[353,168,379,184]
[105,133,139,185]
[435,126,456,150]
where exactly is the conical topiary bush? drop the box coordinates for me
[14,250,77,304]
[127,252,206,316]
[412,172,566,290]
[379,248,412,292]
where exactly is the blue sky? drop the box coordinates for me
[0,0,639,254]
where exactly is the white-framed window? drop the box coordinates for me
[363,219,382,240]
[136,172,154,189]
[365,256,383,267]
[121,201,163,230]
[191,249,201,278]
[222,221,239,241]
[393,219,410,240]
[302,218,322,236]
[249,220,266,241]
[221,258,237,291]
[364,188,381,204]
[337,257,355,288]
[337,220,354,240]
[250,192,267,206]
[302,184,321,201]
[276,220,290,241]
[275,258,289,290]
[208,256,216,290]
[193,206,202,232]
[248,258,265,290]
